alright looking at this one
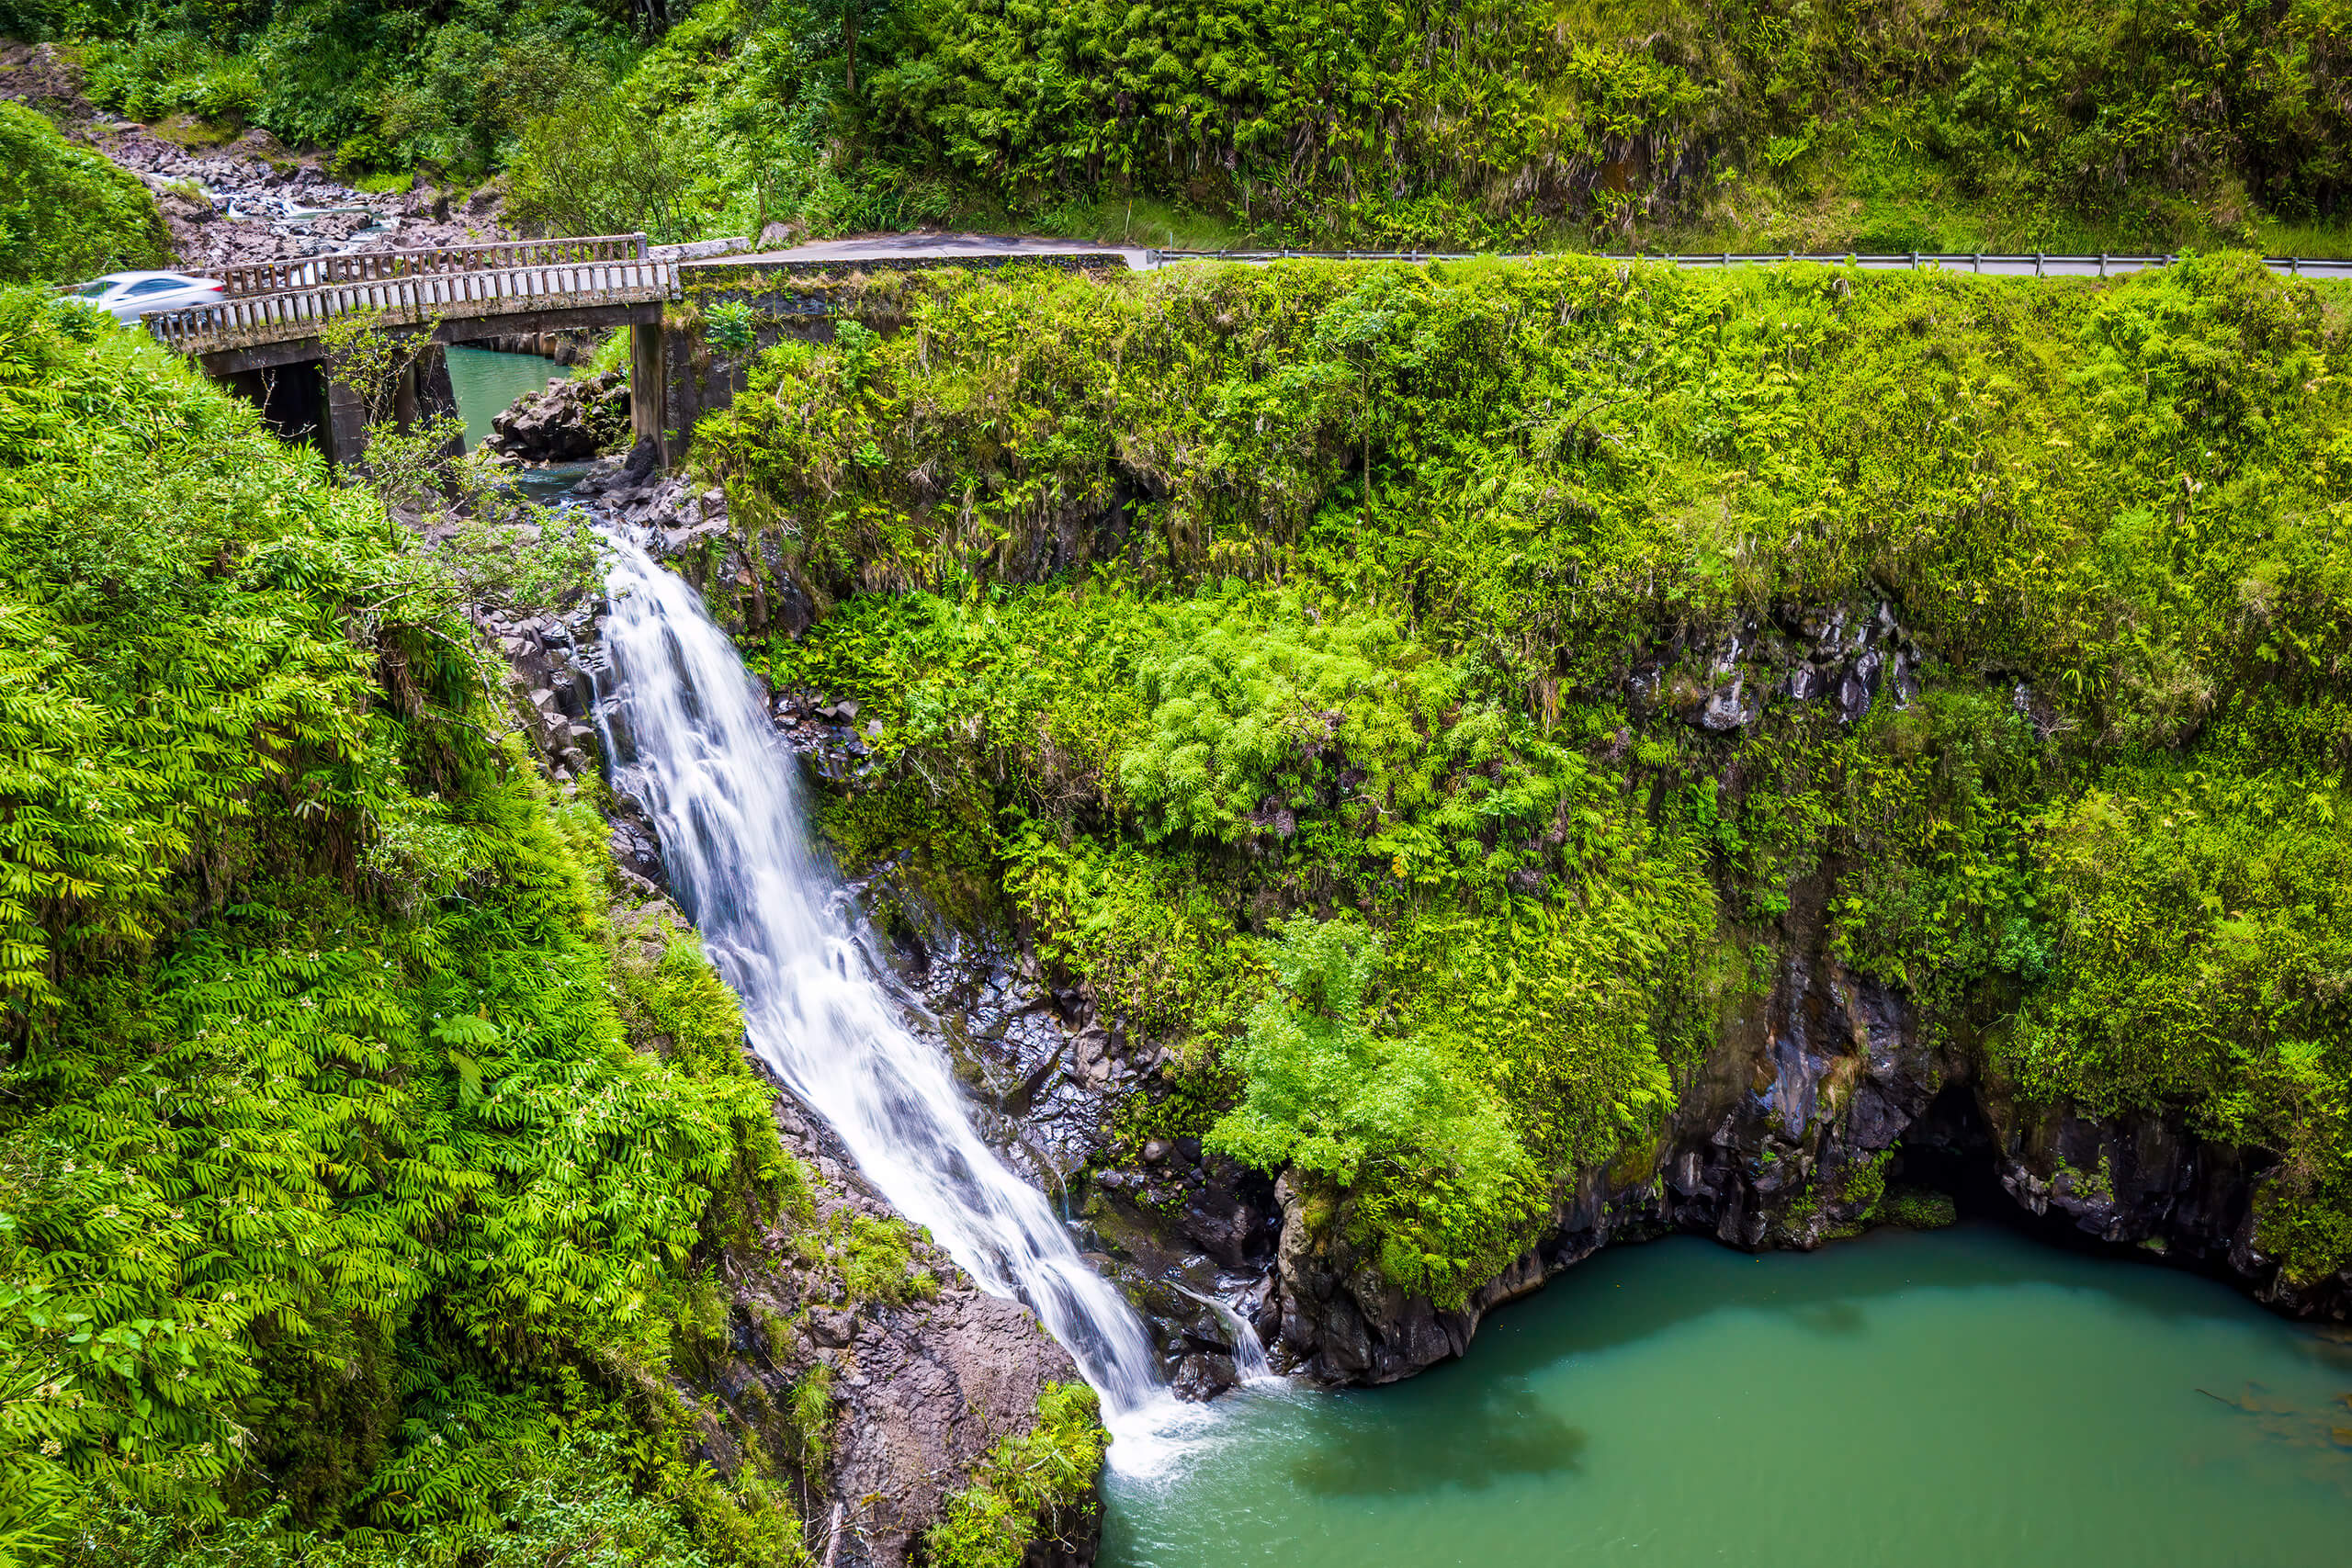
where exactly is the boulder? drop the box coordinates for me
[481,369,631,462]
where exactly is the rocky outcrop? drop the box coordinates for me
[1976,1089,2347,1316]
[704,1085,1095,1568]
[481,369,630,463]
[1632,598,1924,735]
[1265,894,2349,1386]
[473,595,602,784]
[1267,870,1965,1382]
[0,40,83,115]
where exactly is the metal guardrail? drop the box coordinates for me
[215,232,652,299]
[1144,248,2352,279]
[147,255,679,357]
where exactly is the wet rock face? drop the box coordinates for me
[835,868,1284,1401]
[771,689,883,782]
[1630,599,1923,735]
[482,370,630,463]
[568,460,821,642]
[474,600,604,784]
[1981,1097,2348,1317]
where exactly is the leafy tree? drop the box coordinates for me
[1207,916,1539,1303]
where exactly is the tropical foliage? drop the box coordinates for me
[0,99,165,284]
[17,1,2352,252]
[706,253,2352,1292]
[0,288,798,1562]
[922,1382,1104,1568]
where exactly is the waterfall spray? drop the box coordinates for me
[591,530,1166,1417]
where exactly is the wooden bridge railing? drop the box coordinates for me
[215,233,652,300]
[147,255,678,357]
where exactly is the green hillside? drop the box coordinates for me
[16,0,2351,253]
[0,289,802,1565]
[0,99,165,282]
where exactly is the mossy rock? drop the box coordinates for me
[1879,1188,1960,1230]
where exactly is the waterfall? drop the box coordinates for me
[1170,1284,1283,1386]
[590,530,1164,1418]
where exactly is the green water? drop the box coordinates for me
[1105,1225,2352,1567]
[444,344,563,451]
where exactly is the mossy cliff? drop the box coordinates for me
[665,253,2352,1377]
[0,291,1102,1564]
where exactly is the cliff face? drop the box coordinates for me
[1267,904,2350,1389]
[590,448,2349,1412]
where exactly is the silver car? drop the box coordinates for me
[67,270,228,321]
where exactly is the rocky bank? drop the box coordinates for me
[481,369,631,464]
[2,40,515,276]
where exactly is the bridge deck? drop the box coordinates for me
[211,233,657,299]
[148,235,680,370]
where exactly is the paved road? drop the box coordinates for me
[707,232,1151,271]
[704,232,2352,281]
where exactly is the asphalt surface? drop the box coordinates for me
[704,233,2352,280]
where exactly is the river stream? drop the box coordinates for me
[444,344,563,451]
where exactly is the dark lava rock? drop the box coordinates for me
[1170,1352,1238,1402]
[482,369,630,463]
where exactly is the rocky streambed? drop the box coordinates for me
[3,40,514,276]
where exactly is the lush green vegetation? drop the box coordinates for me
[695,253,2352,1300]
[0,99,165,283]
[864,0,2352,251]
[15,0,635,180]
[0,289,812,1563]
[15,1,2352,253]
[922,1382,1104,1568]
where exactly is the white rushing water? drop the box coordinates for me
[1170,1285,1282,1386]
[592,530,1172,1426]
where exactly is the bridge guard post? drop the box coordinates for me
[630,320,668,468]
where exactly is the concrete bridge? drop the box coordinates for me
[147,232,678,468]
[153,231,2352,474]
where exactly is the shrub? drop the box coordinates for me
[0,101,168,284]
[922,1384,1104,1568]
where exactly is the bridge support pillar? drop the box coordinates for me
[630,320,668,468]
[318,341,461,472]
[322,371,369,471]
